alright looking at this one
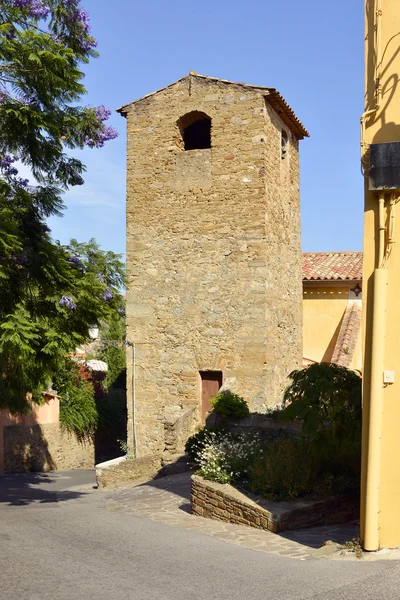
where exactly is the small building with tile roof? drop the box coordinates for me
[302,252,363,370]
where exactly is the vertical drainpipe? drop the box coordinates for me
[364,268,387,550]
[363,192,387,551]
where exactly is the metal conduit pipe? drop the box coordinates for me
[375,0,383,106]
[360,0,383,166]
[379,192,386,267]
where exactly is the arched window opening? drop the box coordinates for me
[281,130,289,159]
[178,111,211,151]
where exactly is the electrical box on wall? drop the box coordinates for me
[369,142,400,191]
[384,370,395,384]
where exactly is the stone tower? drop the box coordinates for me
[118,73,309,457]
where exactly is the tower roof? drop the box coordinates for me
[117,72,310,140]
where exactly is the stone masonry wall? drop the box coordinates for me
[3,424,94,473]
[191,475,359,534]
[124,74,303,456]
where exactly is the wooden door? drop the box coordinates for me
[200,371,223,423]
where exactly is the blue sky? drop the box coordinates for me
[48,0,365,256]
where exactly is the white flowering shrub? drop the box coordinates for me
[195,430,261,484]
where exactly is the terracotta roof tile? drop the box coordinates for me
[331,303,362,368]
[303,252,363,282]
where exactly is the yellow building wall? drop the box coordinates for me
[362,0,400,549]
[303,284,362,370]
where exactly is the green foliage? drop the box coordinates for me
[195,430,261,485]
[0,237,125,412]
[210,391,250,419]
[264,404,285,420]
[117,439,134,460]
[185,426,228,462]
[343,538,364,559]
[94,312,127,438]
[248,437,360,502]
[96,387,126,435]
[97,313,126,390]
[281,363,362,458]
[0,4,122,411]
[54,357,98,441]
[195,429,361,502]
[247,438,318,501]
[0,2,104,188]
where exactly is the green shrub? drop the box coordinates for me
[264,404,285,420]
[55,358,98,441]
[96,387,127,434]
[281,363,362,460]
[210,391,250,418]
[247,438,318,501]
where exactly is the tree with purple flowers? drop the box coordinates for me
[0,1,123,411]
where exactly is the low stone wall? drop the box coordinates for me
[205,413,302,442]
[3,423,94,473]
[163,407,197,459]
[96,454,163,488]
[191,475,359,533]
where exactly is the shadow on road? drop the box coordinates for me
[0,470,95,506]
[280,522,360,548]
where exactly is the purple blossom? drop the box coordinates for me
[117,307,125,314]
[67,256,80,265]
[102,288,112,301]
[0,154,19,177]
[11,0,50,18]
[94,105,112,121]
[85,125,118,148]
[15,251,29,266]
[59,295,77,310]
[65,1,97,51]
[19,94,36,106]
[6,28,17,40]
[84,104,118,148]
[71,174,84,186]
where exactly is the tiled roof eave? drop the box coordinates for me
[117,72,309,139]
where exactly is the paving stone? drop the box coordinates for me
[104,473,369,560]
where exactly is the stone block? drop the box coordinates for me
[3,424,94,474]
[190,475,359,534]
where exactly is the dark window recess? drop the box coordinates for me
[183,119,211,150]
[200,370,223,423]
[281,130,289,159]
[178,111,212,151]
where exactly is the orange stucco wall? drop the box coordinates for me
[303,283,362,371]
[0,398,59,474]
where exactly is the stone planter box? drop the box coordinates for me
[191,475,359,533]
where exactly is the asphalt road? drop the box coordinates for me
[0,470,400,600]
